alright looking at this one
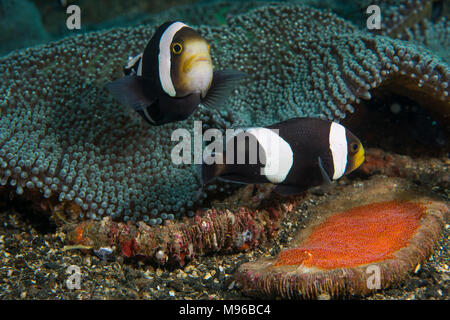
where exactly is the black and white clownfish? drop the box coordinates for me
[201,117,365,196]
[105,21,246,126]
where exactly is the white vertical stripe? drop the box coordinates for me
[329,122,348,180]
[246,128,293,184]
[158,22,187,97]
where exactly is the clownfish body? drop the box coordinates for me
[106,21,246,125]
[201,118,365,196]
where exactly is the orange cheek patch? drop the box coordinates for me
[275,201,424,269]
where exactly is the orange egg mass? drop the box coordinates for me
[275,201,425,269]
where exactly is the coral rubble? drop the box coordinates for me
[64,199,285,266]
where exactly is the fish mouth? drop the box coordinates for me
[195,57,211,62]
[183,55,212,72]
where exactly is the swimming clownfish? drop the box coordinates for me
[201,117,365,196]
[105,21,246,126]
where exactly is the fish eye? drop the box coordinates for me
[351,143,359,152]
[172,43,183,54]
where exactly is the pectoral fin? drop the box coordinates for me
[318,156,332,193]
[105,75,157,112]
[201,70,247,109]
[318,157,332,184]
